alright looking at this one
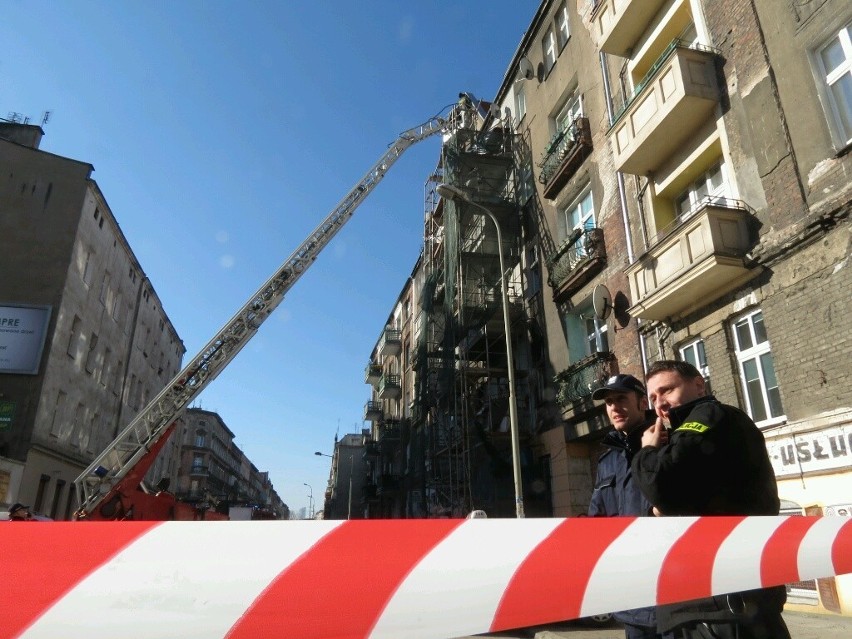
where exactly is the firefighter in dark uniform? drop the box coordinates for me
[632,360,790,639]
[589,374,664,639]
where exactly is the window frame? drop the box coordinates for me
[559,189,595,243]
[679,338,709,380]
[542,28,557,73]
[515,84,527,123]
[674,160,728,218]
[815,23,852,147]
[555,2,570,51]
[732,309,786,427]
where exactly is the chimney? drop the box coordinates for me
[0,123,44,149]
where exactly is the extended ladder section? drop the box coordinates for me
[74,109,457,517]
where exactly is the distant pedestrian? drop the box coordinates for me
[589,374,663,639]
[8,503,33,521]
[632,360,789,639]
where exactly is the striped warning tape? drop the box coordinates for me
[2,516,850,639]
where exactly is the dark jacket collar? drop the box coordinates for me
[668,394,716,429]
[603,423,645,454]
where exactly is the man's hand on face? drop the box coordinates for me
[641,418,669,448]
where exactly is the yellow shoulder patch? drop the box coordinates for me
[678,421,709,433]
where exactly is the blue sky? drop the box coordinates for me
[1,1,537,516]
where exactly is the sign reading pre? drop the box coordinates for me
[0,304,52,375]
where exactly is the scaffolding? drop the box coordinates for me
[412,98,527,518]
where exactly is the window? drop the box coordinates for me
[560,190,595,241]
[102,348,112,387]
[563,300,608,364]
[732,310,785,426]
[515,85,527,122]
[542,28,557,72]
[679,338,709,379]
[192,455,204,473]
[112,292,122,322]
[674,161,728,217]
[80,248,94,286]
[50,391,67,437]
[50,480,65,519]
[195,429,207,447]
[518,162,535,203]
[817,24,852,145]
[85,333,98,373]
[33,474,50,513]
[555,93,583,137]
[72,403,85,447]
[555,2,570,50]
[67,316,81,359]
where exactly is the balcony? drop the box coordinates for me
[378,374,401,400]
[625,199,761,321]
[379,328,401,358]
[377,419,401,443]
[364,441,380,457]
[363,400,383,421]
[592,0,669,57]
[364,362,382,386]
[546,227,607,303]
[554,351,616,406]
[609,42,720,176]
[189,464,208,476]
[538,117,593,200]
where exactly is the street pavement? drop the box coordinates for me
[461,610,852,639]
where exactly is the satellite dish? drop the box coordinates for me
[517,57,534,81]
[592,284,613,320]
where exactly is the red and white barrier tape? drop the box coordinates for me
[2,516,850,639]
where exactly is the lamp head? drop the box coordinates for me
[436,183,470,204]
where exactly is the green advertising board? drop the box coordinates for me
[0,400,14,431]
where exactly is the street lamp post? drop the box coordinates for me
[435,183,525,518]
[303,482,313,519]
[315,449,354,519]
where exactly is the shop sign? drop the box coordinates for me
[766,424,852,477]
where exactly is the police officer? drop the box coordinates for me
[633,360,790,639]
[589,374,663,639]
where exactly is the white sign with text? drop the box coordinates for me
[0,304,52,374]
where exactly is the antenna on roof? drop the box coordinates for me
[41,111,51,127]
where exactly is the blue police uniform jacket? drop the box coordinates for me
[588,425,656,628]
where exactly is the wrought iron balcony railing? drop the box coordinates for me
[554,351,616,405]
[545,227,606,294]
[538,117,592,197]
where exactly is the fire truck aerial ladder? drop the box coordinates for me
[73,102,464,520]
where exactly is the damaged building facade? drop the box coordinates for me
[354,0,852,617]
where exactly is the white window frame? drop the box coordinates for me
[679,338,709,380]
[560,190,595,242]
[515,85,527,123]
[563,296,609,364]
[816,24,852,146]
[732,309,785,427]
[674,160,728,218]
[555,2,570,50]
[542,28,557,72]
[584,314,609,356]
[555,93,583,136]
